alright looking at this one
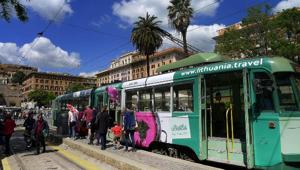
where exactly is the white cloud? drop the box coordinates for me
[22,0,73,21]
[20,37,80,68]
[0,43,21,64]
[162,24,225,52]
[112,0,221,27]
[192,0,221,16]
[0,37,80,68]
[273,0,300,13]
[79,71,98,78]
[91,14,111,28]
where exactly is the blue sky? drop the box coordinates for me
[0,0,299,77]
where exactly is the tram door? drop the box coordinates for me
[200,71,248,166]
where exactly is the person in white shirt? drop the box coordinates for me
[67,104,78,139]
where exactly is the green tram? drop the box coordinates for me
[52,57,300,169]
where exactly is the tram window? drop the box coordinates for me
[61,101,67,111]
[98,94,104,109]
[139,89,152,111]
[126,91,138,110]
[154,87,170,112]
[275,73,298,111]
[254,72,274,111]
[173,83,193,112]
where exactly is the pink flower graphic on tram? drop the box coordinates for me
[134,112,158,147]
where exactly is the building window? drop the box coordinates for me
[157,63,160,67]
[162,62,165,65]
[169,60,172,63]
[151,65,155,69]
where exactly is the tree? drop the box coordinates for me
[216,5,273,58]
[271,8,300,61]
[215,6,300,62]
[0,0,28,22]
[11,71,25,84]
[65,83,88,94]
[28,90,55,107]
[131,13,165,77]
[168,0,193,54]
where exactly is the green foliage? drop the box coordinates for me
[131,13,165,76]
[28,90,55,107]
[215,6,300,62]
[0,0,28,22]
[168,0,193,54]
[11,71,25,84]
[65,83,88,94]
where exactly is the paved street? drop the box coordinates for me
[2,129,117,170]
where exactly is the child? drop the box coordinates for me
[111,122,122,149]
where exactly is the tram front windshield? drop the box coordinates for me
[275,73,300,112]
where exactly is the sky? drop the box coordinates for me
[0,0,299,77]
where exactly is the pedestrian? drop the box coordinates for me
[0,116,4,152]
[95,106,110,150]
[3,113,16,155]
[67,104,78,139]
[77,109,86,139]
[83,106,94,144]
[33,113,49,155]
[23,112,36,148]
[111,122,122,150]
[123,105,137,152]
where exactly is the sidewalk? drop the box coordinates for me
[60,137,222,170]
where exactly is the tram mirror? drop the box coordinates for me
[253,79,274,94]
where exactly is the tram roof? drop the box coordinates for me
[94,83,122,93]
[157,52,225,73]
[122,72,175,90]
[56,89,92,100]
[173,57,296,80]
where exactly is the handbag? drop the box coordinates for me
[42,128,49,138]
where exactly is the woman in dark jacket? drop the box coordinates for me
[33,113,49,154]
[95,106,110,150]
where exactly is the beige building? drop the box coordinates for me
[0,63,37,85]
[0,64,37,106]
[96,48,185,85]
[22,72,96,101]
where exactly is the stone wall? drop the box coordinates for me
[0,84,22,106]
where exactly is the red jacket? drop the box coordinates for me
[84,108,94,123]
[3,118,16,136]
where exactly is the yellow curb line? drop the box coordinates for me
[49,145,102,170]
[1,158,11,170]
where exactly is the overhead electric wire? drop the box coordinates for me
[18,1,67,64]
[65,41,132,74]
[193,0,221,14]
[188,0,273,33]
[63,23,129,40]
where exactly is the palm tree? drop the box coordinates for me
[168,0,193,54]
[131,13,165,77]
[1,0,28,22]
